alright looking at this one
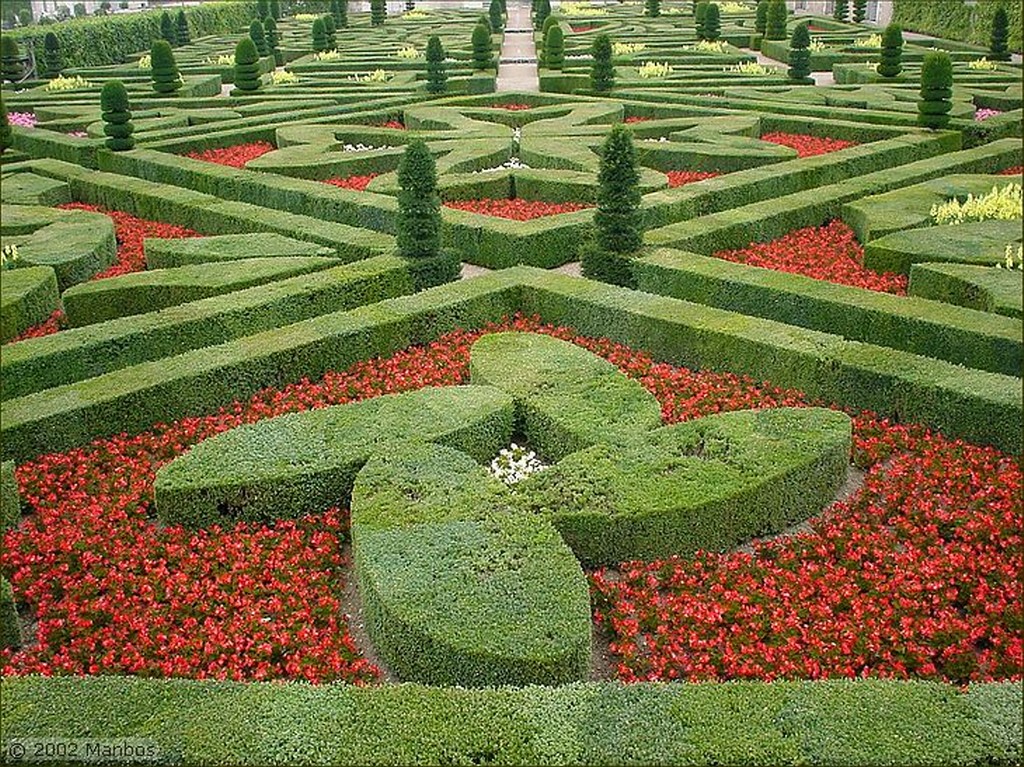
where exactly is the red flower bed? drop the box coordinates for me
[494,103,532,111]
[666,170,721,187]
[999,165,1022,175]
[715,220,908,294]
[444,198,594,220]
[9,310,65,343]
[323,174,379,191]
[624,116,652,123]
[761,132,858,157]
[376,120,405,130]
[183,141,276,169]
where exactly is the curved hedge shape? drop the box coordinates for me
[0,265,59,343]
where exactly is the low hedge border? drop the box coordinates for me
[863,220,1022,275]
[909,262,1023,320]
[0,460,19,532]
[143,233,336,269]
[0,172,72,207]
[0,266,60,345]
[0,676,1019,766]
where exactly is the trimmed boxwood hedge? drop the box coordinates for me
[909,262,1022,320]
[0,172,71,206]
[0,265,60,344]
[863,220,1021,275]
[0,460,19,531]
[143,233,336,269]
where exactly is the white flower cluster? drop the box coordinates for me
[996,243,1023,270]
[637,61,673,79]
[968,57,998,71]
[513,126,522,142]
[644,136,670,143]
[488,443,547,485]
[475,157,530,173]
[931,183,1022,226]
[1,243,20,270]
[270,70,299,85]
[342,143,394,152]
[853,34,882,48]
[44,74,90,92]
[808,37,828,52]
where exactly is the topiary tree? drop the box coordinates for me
[990,6,1010,61]
[100,80,134,151]
[337,0,348,27]
[787,22,812,82]
[876,23,903,78]
[397,139,441,260]
[472,21,492,70]
[330,0,341,26]
[535,0,551,30]
[43,32,62,78]
[695,2,708,40]
[371,0,386,27]
[406,0,415,9]
[323,14,337,50]
[489,0,504,32]
[176,10,190,46]
[852,0,867,23]
[270,0,281,21]
[764,0,787,41]
[755,0,768,35]
[249,20,268,58]
[832,0,848,22]
[151,39,182,95]
[0,93,11,154]
[160,10,178,47]
[312,18,328,53]
[596,124,642,254]
[591,33,614,93]
[478,13,493,35]
[0,37,22,84]
[234,35,262,92]
[646,0,660,17]
[541,12,560,37]
[918,51,953,130]
[264,16,282,66]
[256,0,268,20]
[425,35,447,94]
[703,3,721,42]
[543,23,564,69]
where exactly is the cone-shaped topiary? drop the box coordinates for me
[478,13,493,35]
[256,0,268,20]
[100,79,135,151]
[234,36,262,92]
[264,16,282,66]
[371,0,386,26]
[323,15,337,50]
[0,93,11,154]
[755,0,768,35]
[596,124,643,254]
[990,6,1010,61]
[544,23,565,69]
[472,21,492,70]
[329,0,341,25]
[337,0,348,27]
[151,39,182,95]
[312,18,328,53]
[249,20,268,57]
[541,12,560,36]
[270,0,281,21]
[646,0,660,17]
[425,35,447,94]
[833,0,848,22]
[2,35,25,83]
[703,3,721,41]
[591,33,615,94]
[43,32,62,78]
[397,139,441,260]
[876,23,903,78]
[176,10,190,46]
[788,22,812,82]
[765,0,787,40]
[160,11,178,47]
[489,0,504,32]
[695,2,708,39]
[535,0,551,30]
[918,51,953,130]
[852,0,866,23]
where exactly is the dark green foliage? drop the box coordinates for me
[646,0,660,17]
[788,22,811,82]
[1,35,24,83]
[311,18,328,53]
[0,577,20,650]
[910,262,1022,320]
[541,13,560,36]
[249,19,268,58]
[489,0,504,31]
[100,79,134,151]
[918,51,953,130]
[852,0,867,23]
[478,13,492,35]
[406,0,415,9]
[425,34,447,94]
[0,266,60,343]
[703,3,721,41]
[877,23,903,78]
[833,0,848,22]
[535,0,551,30]
[472,21,492,70]
[42,31,62,78]
[270,0,281,21]
[323,14,337,50]
[543,23,564,69]
[337,0,347,27]
[695,1,708,39]
[329,0,341,26]
[256,0,268,21]
[590,33,614,92]
[74,2,87,17]
[596,125,642,254]
[765,0,787,40]
[990,6,1010,61]
[263,17,281,66]
[150,39,182,95]
[755,0,768,34]
[0,93,10,154]
[160,10,178,47]
[233,35,262,92]
[1,461,20,531]
[397,140,441,260]
[176,9,190,46]
[371,0,386,26]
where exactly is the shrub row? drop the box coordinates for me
[863,219,1021,274]
[143,232,335,269]
[0,266,59,344]
[0,172,71,207]
[0,675,1019,765]
[0,460,19,531]
[909,262,1022,320]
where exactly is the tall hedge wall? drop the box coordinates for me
[892,0,1021,53]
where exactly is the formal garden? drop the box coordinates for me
[0,0,1021,763]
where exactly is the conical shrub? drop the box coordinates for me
[833,0,848,22]
[917,51,953,130]
[990,6,1010,61]
[876,24,903,78]
[765,0,787,40]
[101,80,135,151]
[489,0,504,32]
[595,124,643,254]
[264,17,282,66]
[755,0,768,35]
[250,20,268,58]
[535,0,551,30]
[425,35,447,94]
[270,0,281,21]
[312,18,328,53]
[852,0,866,23]
[371,0,386,26]
[1,36,25,83]
[234,36,262,92]
[43,32,63,78]
[646,0,660,17]
[590,33,614,92]
[337,0,348,27]
[703,3,721,42]
[176,10,190,46]
[151,39,182,94]
[544,24,564,69]
[160,11,178,47]
[397,139,441,260]
[695,2,708,39]
[472,21,492,70]
[788,22,812,82]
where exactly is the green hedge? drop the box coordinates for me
[0,676,1019,765]
[1,256,412,402]
[61,256,340,328]
[0,460,19,532]
[144,233,336,269]
[632,248,1022,377]
[0,172,71,206]
[892,0,1021,53]
[0,265,59,344]
[0,576,19,650]
[909,262,1023,320]
[863,220,1022,275]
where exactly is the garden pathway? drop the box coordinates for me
[496,0,540,92]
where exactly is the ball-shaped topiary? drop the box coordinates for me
[764,0,787,41]
[755,0,768,35]
[990,6,1010,62]
[833,0,848,22]
[852,0,867,23]
[917,51,953,130]
[160,10,178,47]
[591,33,614,92]
[596,124,643,254]
[249,20,268,58]
[646,0,660,17]
[371,0,386,27]
[100,80,135,151]
[1,36,25,84]
[535,0,551,30]
[397,139,441,260]
[876,23,903,78]
[0,93,12,154]
[489,0,504,32]
[703,3,721,42]
[150,39,182,94]
[176,10,190,46]
[234,36,262,92]
[425,35,447,94]
[787,22,812,82]
[544,23,565,69]
[264,17,282,66]
[43,32,62,78]
[312,18,329,53]
[472,22,492,70]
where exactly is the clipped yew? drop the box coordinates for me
[472,21,492,70]
[312,18,329,53]
[833,0,848,22]
[270,0,281,20]
[151,39,182,95]
[176,10,190,45]
[371,0,386,26]
[0,94,11,154]
[535,0,551,30]
[337,0,348,28]
[544,24,565,69]
[646,0,660,17]
[596,124,643,254]
[397,139,441,260]
[1,36,25,83]
[918,51,953,130]
[695,2,708,39]
[489,0,504,32]
[990,6,1010,61]
[249,20,268,58]
[852,0,867,23]
[160,10,178,47]
[788,22,812,83]
[425,35,447,94]
[764,0,787,40]
[43,32,62,78]
[591,33,614,92]
[755,0,768,35]
[264,16,282,66]
[100,80,134,151]
[703,3,721,42]
[234,36,262,93]
[323,14,337,50]
[876,23,903,78]
[256,0,268,20]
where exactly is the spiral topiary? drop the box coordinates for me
[703,3,721,42]
[852,0,867,23]
[917,51,953,130]
[489,0,504,32]
[1,36,25,84]
[755,0,768,35]
[176,10,190,46]
[371,0,386,27]
[234,36,262,92]
[833,0,848,22]
[312,18,328,53]
[264,17,282,66]
[160,10,178,47]
[100,80,135,151]
[876,24,903,78]
[535,0,551,30]
[150,39,182,95]
[646,0,660,17]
